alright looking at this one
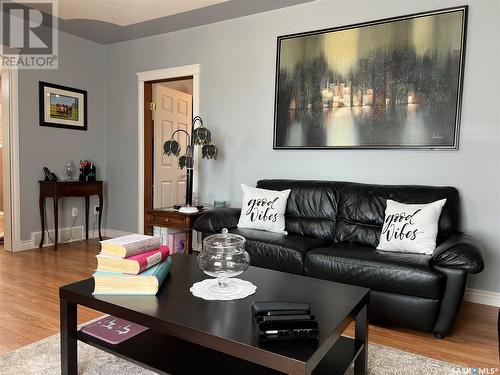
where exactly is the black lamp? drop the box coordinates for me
[163,116,218,213]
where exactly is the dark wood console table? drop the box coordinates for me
[39,181,103,248]
[144,208,207,254]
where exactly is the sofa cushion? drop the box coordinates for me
[335,182,459,247]
[304,243,445,299]
[237,184,291,234]
[257,180,340,241]
[228,228,331,275]
[377,198,447,255]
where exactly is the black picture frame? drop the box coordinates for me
[273,6,468,150]
[39,81,88,131]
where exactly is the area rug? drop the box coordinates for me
[0,333,466,375]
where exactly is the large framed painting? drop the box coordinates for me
[273,6,467,150]
[39,81,87,131]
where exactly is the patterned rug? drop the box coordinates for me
[0,332,466,375]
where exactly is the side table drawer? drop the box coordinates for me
[58,183,101,196]
[150,213,185,228]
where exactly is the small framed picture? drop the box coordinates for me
[39,81,87,131]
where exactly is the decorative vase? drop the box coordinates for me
[64,161,75,181]
[197,228,249,292]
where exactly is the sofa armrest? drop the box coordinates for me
[430,233,484,274]
[193,208,241,234]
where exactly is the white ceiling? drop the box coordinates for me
[56,0,228,26]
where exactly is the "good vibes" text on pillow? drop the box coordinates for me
[381,209,423,241]
[244,197,279,222]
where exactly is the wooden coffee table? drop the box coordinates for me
[60,254,369,375]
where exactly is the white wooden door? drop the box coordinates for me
[153,85,192,208]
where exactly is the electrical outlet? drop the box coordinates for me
[93,205,100,215]
[71,207,78,217]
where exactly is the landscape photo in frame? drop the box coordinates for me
[39,81,88,131]
[273,6,467,149]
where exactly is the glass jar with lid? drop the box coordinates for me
[197,228,250,292]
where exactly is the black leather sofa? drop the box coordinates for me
[194,180,484,338]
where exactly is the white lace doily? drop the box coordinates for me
[190,278,257,301]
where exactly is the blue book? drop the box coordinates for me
[92,256,173,295]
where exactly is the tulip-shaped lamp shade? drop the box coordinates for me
[202,144,218,160]
[178,145,194,170]
[163,138,181,157]
[192,116,212,145]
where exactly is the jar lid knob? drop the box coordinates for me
[221,228,228,236]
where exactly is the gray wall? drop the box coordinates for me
[104,0,500,294]
[19,31,106,240]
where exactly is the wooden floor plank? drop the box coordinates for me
[0,239,498,368]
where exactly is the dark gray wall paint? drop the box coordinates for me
[103,0,500,293]
[57,0,314,44]
[19,31,106,240]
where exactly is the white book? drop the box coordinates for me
[153,226,161,239]
[160,227,169,246]
[100,234,160,258]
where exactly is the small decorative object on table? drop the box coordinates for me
[79,160,89,181]
[64,161,75,181]
[192,228,255,300]
[87,161,96,181]
[214,200,226,209]
[79,159,97,181]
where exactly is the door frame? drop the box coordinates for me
[137,64,200,234]
[152,84,193,210]
[1,64,21,252]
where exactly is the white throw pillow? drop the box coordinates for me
[376,199,447,255]
[237,184,291,234]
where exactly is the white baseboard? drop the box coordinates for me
[15,226,86,252]
[16,227,134,252]
[87,228,133,239]
[103,228,134,238]
[464,288,500,307]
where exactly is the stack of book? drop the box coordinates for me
[93,234,173,295]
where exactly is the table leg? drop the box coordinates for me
[185,229,192,255]
[85,196,89,240]
[354,304,368,375]
[39,197,45,248]
[97,193,103,241]
[60,298,77,375]
[54,198,59,249]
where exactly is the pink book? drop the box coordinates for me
[81,316,148,344]
[96,246,170,274]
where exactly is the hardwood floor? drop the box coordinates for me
[0,240,102,356]
[0,239,498,369]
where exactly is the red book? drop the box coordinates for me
[81,316,148,344]
[96,246,170,274]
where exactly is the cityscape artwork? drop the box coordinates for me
[273,7,467,149]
